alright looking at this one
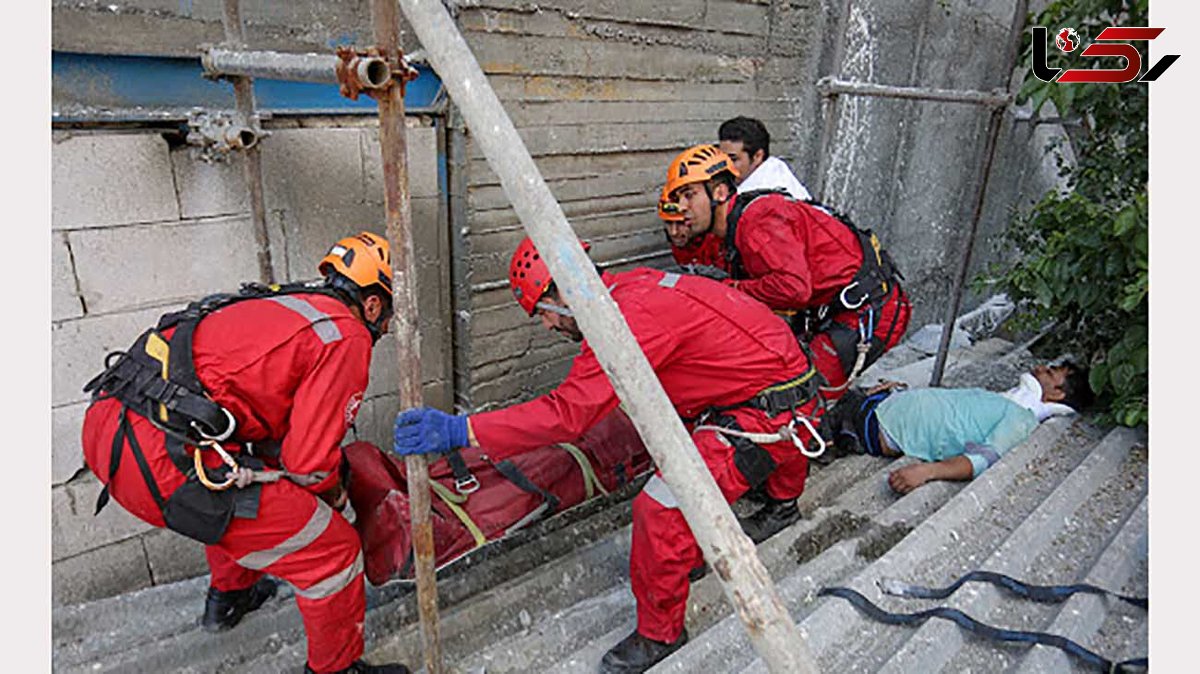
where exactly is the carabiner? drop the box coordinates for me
[193,439,240,491]
[788,417,827,459]
[840,282,869,311]
[191,407,238,443]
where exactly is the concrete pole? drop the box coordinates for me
[369,1,442,671]
[395,1,818,672]
[220,0,275,284]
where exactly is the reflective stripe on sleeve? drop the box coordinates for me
[642,474,679,509]
[293,550,364,600]
[267,295,343,344]
[659,272,681,288]
[237,500,334,571]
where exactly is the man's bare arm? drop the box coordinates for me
[887,455,974,494]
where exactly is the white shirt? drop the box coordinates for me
[737,156,812,201]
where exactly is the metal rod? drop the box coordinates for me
[815,92,838,199]
[221,0,275,284]
[395,1,817,671]
[816,76,1012,108]
[203,47,393,89]
[368,3,442,671]
[929,0,1029,387]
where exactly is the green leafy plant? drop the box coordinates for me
[987,0,1148,426]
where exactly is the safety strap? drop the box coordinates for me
[493,460,561,514]
[428,480,487,548]
[446,449,479,494]
[878,570,1148,610]
[724,188,791,280]
[557,442,608,499]
[819,586,1148,673]
[96,406,166,515]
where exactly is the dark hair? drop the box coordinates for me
[1060,361,1094,411]
[718,116,771,160]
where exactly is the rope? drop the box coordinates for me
[694,416,827,459]
[819,586,1148,673]
[558,442,608,498]
[429,480,487,548]
[877,570,1148,609]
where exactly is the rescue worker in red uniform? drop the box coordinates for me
[392,237,825,673]
[79,232,409,674]
[660,182,727,269]
[666,144,912,401]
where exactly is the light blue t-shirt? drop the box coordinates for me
[874,387,1039,478]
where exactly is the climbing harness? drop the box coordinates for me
[819,581,1147,673]
[723,190,907,389]
[82,280,356,543]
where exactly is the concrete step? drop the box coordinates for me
[52,477,648,674]
[1013,496,1149,674]
[651,417,1086,674]
[730,415,1100,673]
[874,426,1147,674]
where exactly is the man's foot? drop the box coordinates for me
[738,497,801,544]
[600,630,688,674]
[304,661,410,674]
[201,577,278,633]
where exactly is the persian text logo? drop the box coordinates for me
[1032,26,1179,83]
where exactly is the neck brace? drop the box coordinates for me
[1002,373,1077,421]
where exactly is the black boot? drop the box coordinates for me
[738,497,801,544]
[304,660,410,674]
[599,629,688,673]
[688,562,708,582]
[201,577,278,633]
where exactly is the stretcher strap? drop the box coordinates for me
[557,442,608,498]
[878,570,1148,609]
[819,586,1148,673]
[428,480,487,549]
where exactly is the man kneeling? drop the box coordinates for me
[824,362,1093,493]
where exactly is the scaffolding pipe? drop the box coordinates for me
[395,1,817,672]
[203,47,393,89]
[220,0,275,284]
[816,76,1013,108]
[367,2,442,671]
[929,0,1029,387]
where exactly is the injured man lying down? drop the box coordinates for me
[823,361,1094,494]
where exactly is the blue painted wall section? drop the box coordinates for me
[53,51,444,122]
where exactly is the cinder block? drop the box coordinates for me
[69,216,261,315]
[143,528,209,586]
[52,132,180,230]
[362,124,440,199]
[171,146,250,220]
[261,128,366,214]
[52,402,89,486]
[52,538,151,607]
[276,204,388,284]
[51,232,83,321]
[52,473,155,561]
[52,305,166,408]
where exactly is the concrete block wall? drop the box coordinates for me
[51,117,448,605]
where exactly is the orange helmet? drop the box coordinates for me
[657,184,683,223]
[664,144,739,199]
[318,231,394,296]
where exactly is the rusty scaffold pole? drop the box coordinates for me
[365,0,443,671]
[395,0,818,671]
[219,0,274,283]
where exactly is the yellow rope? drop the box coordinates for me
[558,442,608,497]
[429,480,487,548]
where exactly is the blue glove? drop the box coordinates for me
[393,407,470,456]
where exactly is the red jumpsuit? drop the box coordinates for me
[472,268,818,643]
[81,293,373,673]
[669,231,727,269]
[725,194,911,398]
